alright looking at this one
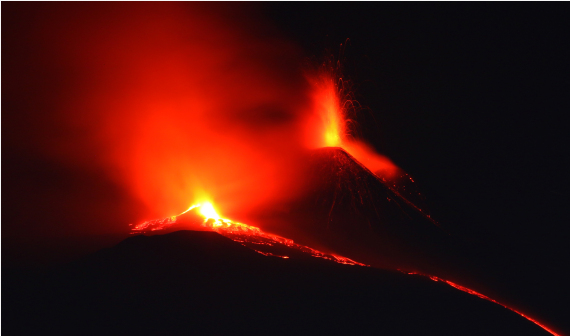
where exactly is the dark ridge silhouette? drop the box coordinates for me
[3,230,549,335]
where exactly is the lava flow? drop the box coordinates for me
[132,202,366,266]
[406,272,561,336]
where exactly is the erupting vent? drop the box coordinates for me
[132,203,366,266]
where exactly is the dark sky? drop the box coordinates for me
[3,3,569,333]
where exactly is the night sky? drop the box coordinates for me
[3,3,569,333]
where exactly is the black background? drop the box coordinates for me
[3,3,569,334]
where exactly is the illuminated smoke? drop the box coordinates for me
[32,3,313,222]
[28,3,404,228]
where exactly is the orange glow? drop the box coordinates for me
[343,141,399,179]
[34,2,403,228]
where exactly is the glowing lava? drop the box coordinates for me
[311,75,345,147]
[132,202,366,266]
[198,202,220,220]
[406,272,560,336]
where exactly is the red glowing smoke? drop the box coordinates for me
[21,2,399,228]
[26,3,318,223]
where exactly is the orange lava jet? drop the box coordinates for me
[309,74,346,148]
[132,201,366,266]
[305,70,400,180]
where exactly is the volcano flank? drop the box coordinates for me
[259,147,455,274]
[4,230,550,336]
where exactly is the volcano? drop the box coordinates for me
[4,230,550,335]
[254,147,461,275]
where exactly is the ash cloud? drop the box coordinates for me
[3,3,313,244]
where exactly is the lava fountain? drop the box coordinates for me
[304,63,401,180]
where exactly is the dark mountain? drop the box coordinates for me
[3,230,550,335]
[261,147,468,282]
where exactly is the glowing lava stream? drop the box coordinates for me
[131,202,366,266]
[405,274,560,336]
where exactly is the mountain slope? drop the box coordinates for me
[4,230,549,335]
[260,147,455,274]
